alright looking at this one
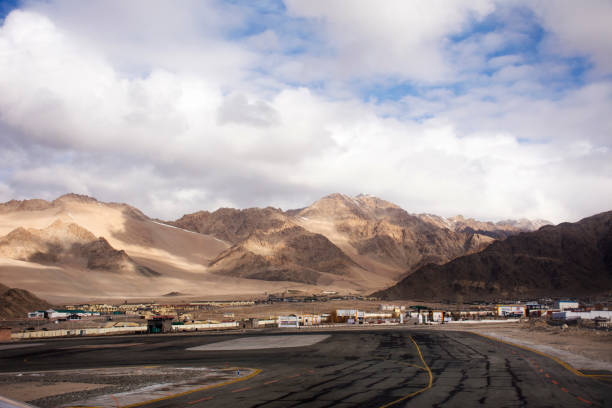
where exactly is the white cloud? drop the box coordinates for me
[530,0,612,76]
[283,0,495,82]
[0,2,611,224]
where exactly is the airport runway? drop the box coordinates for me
[0,328,610,407]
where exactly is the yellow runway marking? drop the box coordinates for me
[471,332,612,380]
[187,396,213,404]
[118,368,261,408]
[378,336,433,408]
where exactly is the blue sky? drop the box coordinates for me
[0,0,611,222]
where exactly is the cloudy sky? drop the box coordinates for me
[0,0,611,223]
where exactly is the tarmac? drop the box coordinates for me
[0,328,610,407]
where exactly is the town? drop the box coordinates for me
[2,294,610,342]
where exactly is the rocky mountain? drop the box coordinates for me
[208,224,361,284]
[374,211,612,301]
[0,283,52,319]
[170,193,544,288]
[170,207,287,244]
[0,194,228,302]
[295,194,498,273]
[0,192,550,301]
[171,205,365,285]
[0,220,158,276]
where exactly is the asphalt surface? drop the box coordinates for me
[0,328,610,407]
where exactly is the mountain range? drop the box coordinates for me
[375,210,612,301]
[0,192,557,303]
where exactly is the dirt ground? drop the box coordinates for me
[439,320,612,372]
[0,366,238,407]
[190,299,463,321]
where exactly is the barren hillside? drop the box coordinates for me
[0,283,52,319]
[0,193,549,302]
[374,210,612,301]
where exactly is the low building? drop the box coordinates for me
[299,314,321,326]
[555,300,579,311]
[417,310,445,324]
[241,318,259,329]
[278,315,299,328]
[27,311,45,319]
[553,310,612,320]
[146,316,174,333]
[380,304,405,312]
[43,309,100,319]
[334,309,365,324]
[496,305,526,317]
[525,302,545,317]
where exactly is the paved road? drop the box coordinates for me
[0,329,610,407]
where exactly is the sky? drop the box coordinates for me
[0,0,611,223]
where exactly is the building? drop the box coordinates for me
[334,309,365,324]
[27,311,45,319]
[42,309,100,319]
[417,310,445,324]
[299,314,321,326]
[555,300,579,310]
[241,318,259,329]
[379,304,405,312]
[553,310,612,320]
[146,316,174,333]
[525,302,545,317]
[496,305,526,317]
[278,315,299,328]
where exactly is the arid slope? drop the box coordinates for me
[0,283,52,319]
[0,193,549,302]
[374,211,612,301]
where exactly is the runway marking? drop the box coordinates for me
[577,396,592,405]
[470,332,612,380]
[187,396,213,404]
[119,368,261,408]
[263,379,279,385]
[231,387,251,393]
[397,362,426,370]
[378,336,433,408]
[287,374,301,379]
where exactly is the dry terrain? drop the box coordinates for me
[0,193,542,303]
[437,321,612,372]
[376,210,612,301]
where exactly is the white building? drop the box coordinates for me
[496,305,526,317]
[555,300,579,310]
[278,315,299,328]
[553,310,612,320]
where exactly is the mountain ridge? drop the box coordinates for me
[373,210,612,301]
[0,192,553,301]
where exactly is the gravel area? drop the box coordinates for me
[0,366,234,408]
